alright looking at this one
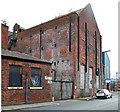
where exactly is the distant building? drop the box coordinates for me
[102,52,111,90]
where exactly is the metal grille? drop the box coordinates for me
[9,65,22,87]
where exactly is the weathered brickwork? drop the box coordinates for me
[2,58,52,105]
[4,4,103,99]
[75,4,102,97]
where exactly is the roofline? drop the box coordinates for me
[1,49,52,64]
[23,11,78,32]
[19,7,85,32]
[2,55,52,65]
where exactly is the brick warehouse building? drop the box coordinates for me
[2,3,104,100]
[1,24,52,105]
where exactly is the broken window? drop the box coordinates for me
[31,68,41,87]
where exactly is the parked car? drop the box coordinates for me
[118,88,120,91]
[96,89,112,99]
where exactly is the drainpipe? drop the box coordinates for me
[95,31,97,76]
[77,16,80,71]
[69,16,71,52]
[85,23,87,73]
[40,30,43,59]
[25,73,28,104]
[100,35,102,89]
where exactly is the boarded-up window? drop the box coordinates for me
[96,76,99,89]
[9,65,22,87]
[89,68,93,88]
[80,65,85,89]
[31,68,41,87]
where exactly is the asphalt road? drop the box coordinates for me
[5,92,118,112]
[24,92,118,110]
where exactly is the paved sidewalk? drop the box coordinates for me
[1,96,96,111]
[78,96,96,101]
[2,102,59,111]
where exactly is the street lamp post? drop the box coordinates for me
[102,50,111,53]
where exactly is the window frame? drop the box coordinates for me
[9,65,22,87]
[30,67,42,88]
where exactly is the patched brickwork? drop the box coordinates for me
[5,4,103,99]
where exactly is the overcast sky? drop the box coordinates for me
[0,0,118,78]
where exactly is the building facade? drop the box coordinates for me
[2,3,103,100]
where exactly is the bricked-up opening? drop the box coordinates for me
[78,16,80,71]
[95,31,97,73]
[31,68,41,87]
[9,65,22,87]
[80,64,85,89]
[85,23,87,72]
[69,16,71,52]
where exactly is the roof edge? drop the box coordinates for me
[1,49,52,64]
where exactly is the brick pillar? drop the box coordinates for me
[1,24,8,49]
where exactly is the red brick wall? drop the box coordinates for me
[75,4,103,97]
[10,13,78,98]
[1,24,8,49]
[2,58,52,105]
[10,4,103,98]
